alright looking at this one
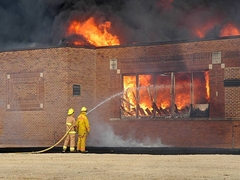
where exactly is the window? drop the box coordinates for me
[121,71,210,119]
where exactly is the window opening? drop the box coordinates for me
[190,71,210,117]
[174,72,191,117]
[138,74,154,117]
[121,75,137,118]
[155,73,171,117]
[121,71,210,119]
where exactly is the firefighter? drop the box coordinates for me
[76,106,90,153]
[62,108,76,153]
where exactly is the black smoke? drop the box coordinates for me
[0,0,240,51]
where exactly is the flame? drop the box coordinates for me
[192,20,219,38]
[204,71,210,101]
[67,17,120,46]
[122,71,209,117]
[220,23,240,37]
[155,75,171,109]
[194,25,212,38]
[193,71,210,104]
[175,73,191,110]
[193,21,240,38]
[184,8,222,39]
[138,75,153,113]
[123,76,137,112]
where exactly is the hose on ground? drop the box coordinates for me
[31,125,74,154]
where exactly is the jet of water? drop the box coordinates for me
[86,90,169,147]
[87,91,124,114]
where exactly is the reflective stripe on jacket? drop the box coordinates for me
[65,116,76,134]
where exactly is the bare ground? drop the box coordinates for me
[0,153,240,180]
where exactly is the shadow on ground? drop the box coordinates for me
[1,147,240,155]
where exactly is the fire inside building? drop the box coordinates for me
[0,36,240,150]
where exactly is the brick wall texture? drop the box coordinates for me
[0,37,240,148]
[225,67,240,118]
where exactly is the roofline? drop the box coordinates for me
[1,35,240,53]
[96,35,240,49]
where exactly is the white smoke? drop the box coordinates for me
[87,120,169,147]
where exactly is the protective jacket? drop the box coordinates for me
[63,115,76,152]
[76,112,90,152]
[76,112,90,136]
[65,116,76,134]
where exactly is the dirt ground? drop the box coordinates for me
[0,153,240,180]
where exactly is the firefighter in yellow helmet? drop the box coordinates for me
[75,106,90,153]
[62,108,76,153]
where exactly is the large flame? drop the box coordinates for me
[175,73,191,110]
[123,76,137,108]
[67,17,120,46]
[122,71,209,117]
[205,71,210,101]
[193,21,240,38]
[191,18,221,38]
[155,74,171,109]
[138,75,154,113]
[220,23,240,37]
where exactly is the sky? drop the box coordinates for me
[0,0,240,51]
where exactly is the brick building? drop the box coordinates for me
[0,36,240,149]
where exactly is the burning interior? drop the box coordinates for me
[121,71,210,119]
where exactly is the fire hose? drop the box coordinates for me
[31,125,74,154]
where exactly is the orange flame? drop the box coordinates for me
[122,71,209,117]
[138,75,153,113]
[155,75,171,109]
[192,71,210,105]
[220,23,240,37]
[192,20,219,38]
[205,71,210,101]
[175,73,191,110]
[67,17,120,46]
[123,76,137,112]
[186,9,222,39]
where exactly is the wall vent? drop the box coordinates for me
[73,85,81,96]
[224,79,240,87]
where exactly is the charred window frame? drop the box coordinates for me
[121,71,210,119]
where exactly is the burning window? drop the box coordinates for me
[121,71,210,119]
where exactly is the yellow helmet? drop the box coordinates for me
[81,107,87,112]
[68,108,74,115]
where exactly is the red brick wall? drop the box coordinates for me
[95,38,240,119]
[93,37,240,148]
[0,47,96,147]
[225,67,240,118]
[0,37,240,148]
[109,120,234,148]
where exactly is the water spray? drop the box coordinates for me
[30,92,124,154]
[30,89,168,153]
[87,91,123,114]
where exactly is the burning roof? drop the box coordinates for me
[1,0,240,50]
[67,17,120,46]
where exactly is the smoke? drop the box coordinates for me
[0,0,54,50]
[87,119,168,147]
[86,91,168,147]
[0,0,240,50]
